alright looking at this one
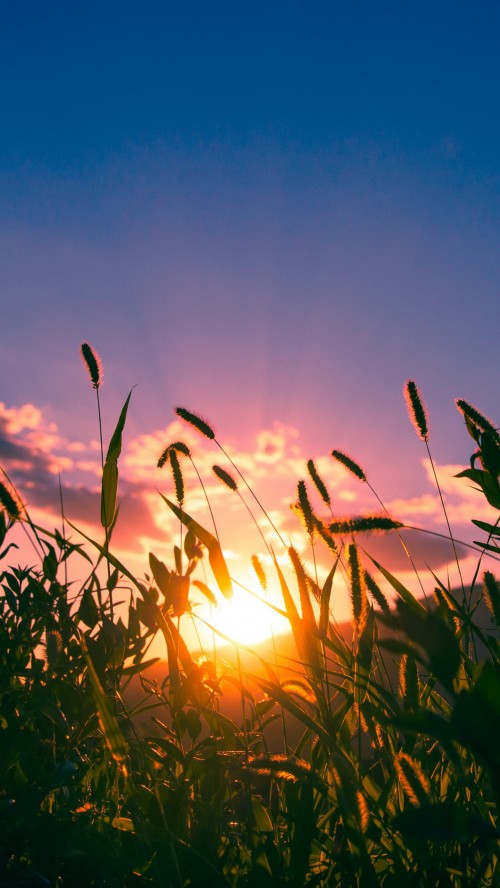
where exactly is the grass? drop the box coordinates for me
[1,353,500,886]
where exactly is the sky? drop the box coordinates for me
[1,2,499,646]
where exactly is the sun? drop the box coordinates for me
[196,576,290,648]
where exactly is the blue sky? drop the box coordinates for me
[1,3,499,634]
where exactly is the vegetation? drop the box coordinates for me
[1,346,500,886]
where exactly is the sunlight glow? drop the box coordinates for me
[197,576,290,648]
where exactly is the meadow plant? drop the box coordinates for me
[1,352,500,885]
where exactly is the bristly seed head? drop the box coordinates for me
[307,459,331,506]
[405,380,429,441]
[176,407,215,440]
[483,571,500,625]
[394,751,430,807]
[251,554,267,590]
[329,515,403,534]
[364,570,390,615]
[157,441,191,468]
[0,480,22,521]
[347,542,368,634]
[81,343,102,390]
[297,480,315,536]
[213,465,238,491]
[331,450,366,482]
[456,400,500,444]
[169,448,184,506]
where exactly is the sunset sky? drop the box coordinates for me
[1,3,499,645]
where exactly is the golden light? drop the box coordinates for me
[197,574,290,648]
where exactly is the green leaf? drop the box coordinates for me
[80,634,128,768]
[471,518,500,537]
[101,459,118,527]
[160,495,232,598]
[386,599,461,692]
[79,585,99,629]
[456,467,500,509]
[319,557,339,636]
[149,552,170,597]
[100,390,133,527]
[106,390,133,463]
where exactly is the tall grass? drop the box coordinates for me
[1,351,500,886]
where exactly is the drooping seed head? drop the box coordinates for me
[176,407,215,440]
[251,554,267,590]
[313,518,338,552]
[80,343,103,390]
[0,480,22,521]
[213,465,238,491]
[169,448,184,505]
[456,400,500,445]
[405,380,429,441]
[157,441,191,469]
[307,459,331,506]
[331,450,366,482]
[364,570,390,615]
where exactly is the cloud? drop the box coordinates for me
[387,458,499,529]
[1,402,494,585]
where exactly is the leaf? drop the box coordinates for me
[319,558,339,636]
[474,540,500,554]
[100,390,133,527]
[80,634,128,769]
[149,552,171,597]
[366,552,427,615]
[79,585,99,629]
[455,467,500,509]
[472,519,500,537]
[385,599,461,693]
[101,460,118,528]
[106,390,133,463]
[170,573,190,617]
[159,495,232,598]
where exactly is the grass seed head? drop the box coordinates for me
[81,342,103,390]
[347,543,368,634]
[213,465,238,491]
[483,571,500,625]
[176,407,215,440]
[405,380,429,441]
[307,459,331,506]
[395,751,430,807]
[331,450,366,482]
[297,480,315,536]
[456,399,500,441]
[0,480,22,521]
[364,570,390,615]
[329,514,402,534]
[251,554,267,590]
[169,448,184,505]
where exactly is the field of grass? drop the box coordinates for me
[1,346,500,886]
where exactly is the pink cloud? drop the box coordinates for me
[1,400,495,591]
